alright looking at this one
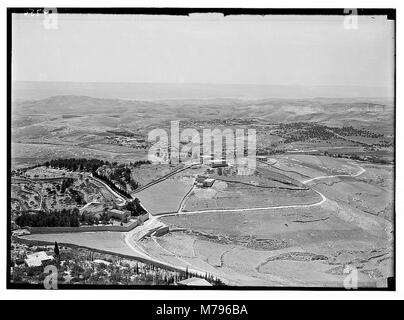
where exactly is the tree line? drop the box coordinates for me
[44,158,110,173]
[123,198,147,216]
[43,158,152,197]
[16,208,80,228]
[92,170,132,199]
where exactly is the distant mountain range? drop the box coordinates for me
[12,95,394,135]
[10,94,394,169]
[12,81,394,101]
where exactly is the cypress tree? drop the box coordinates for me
[54,241,60,257]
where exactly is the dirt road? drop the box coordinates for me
[301,164,366,184]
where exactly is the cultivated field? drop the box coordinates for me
[159,200,392,286]
[184,182,321,212]
[130,164,173,187]
[135,177,194,214]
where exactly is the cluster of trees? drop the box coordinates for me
[93,170,132,199]
[331,125,384,138]
[105,165,138,191]
[80,210,117,226]
[324,151,393,165]
[277,123,384,144]
[130,160,151,167]
[73,260,224,286]
[281,124,335,143]
[43,158,132,198]
[99,160,150,191]
[16,208,80,228]
[277,122,307,130]
[44,158,152,195]
[182,266,224,286]
[123,198,147,216]
[107,160,150,168]
[80,211,97,225]
[110,166,132,184]
[11,241,225,286]
[60,178,74,193]
[44,158,111,173]
[68,189,86,205]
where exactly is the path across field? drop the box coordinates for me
[301,164,365,184]
[18,158,368,285]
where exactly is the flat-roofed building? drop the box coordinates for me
[25,251,54,267]
[202,178,215,187]
[108,209,130,221]
[210,159,228,168]
[195,175,208,184]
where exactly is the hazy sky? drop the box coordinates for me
[12,13,394,88]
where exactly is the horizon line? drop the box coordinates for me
[12,80,392,89]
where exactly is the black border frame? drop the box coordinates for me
[6,7,396,291]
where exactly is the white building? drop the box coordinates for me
[25,251,54,267]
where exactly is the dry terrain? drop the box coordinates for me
[11,93,394,287]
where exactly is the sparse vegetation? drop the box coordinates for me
[10,95,394,287]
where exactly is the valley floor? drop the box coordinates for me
[20,155,394,287]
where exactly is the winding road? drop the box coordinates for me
[156,188,327,218]
[153,161,366,218]
[122,219,221,282]
[302,164,366,184]
[121,160,366,282]
[18,158,367,285]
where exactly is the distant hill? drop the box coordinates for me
[10,94,394,168]
[12,95,394,131]
[12,81,394,101]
